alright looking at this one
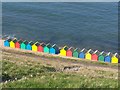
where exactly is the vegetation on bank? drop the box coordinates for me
[2,60,118,88]
[1,47,118,88]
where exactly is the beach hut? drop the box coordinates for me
[4,39,11,47]
[38,43,45,52]
[79,48,87,59]
[104,52,112,63]
[91,50,100,61]
[34,42,41,52]
[10,38,17,48]
[50,44,59,54]
[98,51,106,62]
[32,42,39,52]
[26,41,34,50]
[66,47,74,57]
[20,40,28,50]
[111,53,118,63]
[44,43,51,53]
[73,48,79,58]
[15,39,22,48]
[60,46,68,56]
[9,40,14,48]
[85,49,93,60]
[12,39,17,48]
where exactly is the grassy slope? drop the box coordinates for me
[2,60,118,88]
[1,46,118,88]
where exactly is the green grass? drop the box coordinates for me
[2,60,56,82]
[2,60,118,88]
[2,72,118,88]
[1,49,118,88]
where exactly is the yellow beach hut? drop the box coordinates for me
[32,42,38,52]
[60,46,68,56]
[10,38,17,48]
[111,53,118,63]
[85,49,92,60]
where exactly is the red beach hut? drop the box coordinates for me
[38,43,45,52]
[91,50,99,61]
[66,47,73,57]
[15,39,22,48]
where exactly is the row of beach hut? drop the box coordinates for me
[4,38,119,63]
[4,38,59,54]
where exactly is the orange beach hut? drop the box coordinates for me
[91,50,99,61]
[15,39,22,48]
[38,43,46,52]
[66,47,73,57]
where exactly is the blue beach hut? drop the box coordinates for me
[79,48,86,59]
[26,41,34,50]
[4,39,11,47]
[79,52,85,58]
[50,44,59,54]
[104,52,112,63]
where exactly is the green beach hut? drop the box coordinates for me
[98,51,106,62]
[73,48,79,58]
[20,40,28,50]
[43,43,51,53]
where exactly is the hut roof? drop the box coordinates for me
[29,41,34,45]
[99,51,106,56]
[18,40,23,44]
[63,46,68,51]
[23,40,28,44]
[86,49,94,54]
[105,52,113,57]
[113,53,119,58]
[52,44,59,49]
[46,43,51,48]
[35,42,40,46]
[80,48,87,53]
[13,39,17,43]
[6,38,12,42]
[13,38,17,40]
[40,42,46,47]
[73,48,80,53]
[68,47,74,52]
[92,50,100,55]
